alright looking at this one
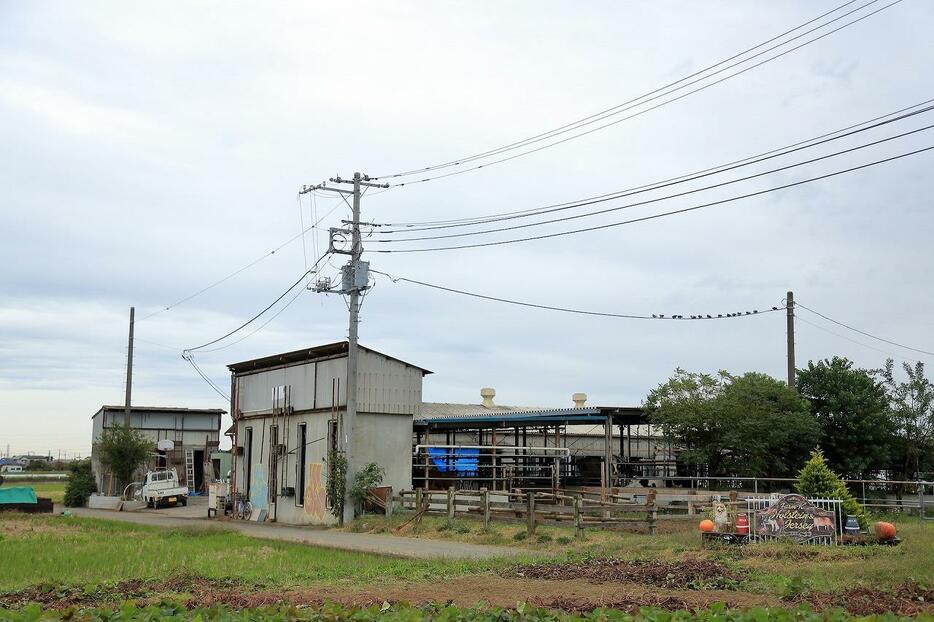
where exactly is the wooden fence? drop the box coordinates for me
[393,487,657,537]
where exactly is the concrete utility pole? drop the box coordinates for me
[300,171,388,524]
[786,291,795,389]
[124,306,135,426]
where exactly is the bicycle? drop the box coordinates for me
[235,498,253,520]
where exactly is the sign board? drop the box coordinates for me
[754,493,836,543]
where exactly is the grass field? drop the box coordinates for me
[0,481,66,504]
[1,511,932,616]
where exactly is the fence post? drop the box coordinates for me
[447,486,455,526]
[647,489,657,536]
[415,487,423,514]
[386,490,394,517]
[573,495,583,539]
[526,491,536,536]
[481,487,490,532]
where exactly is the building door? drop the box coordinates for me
[193,450,205,491]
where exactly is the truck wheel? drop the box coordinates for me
[154,498,161,509]
[147,499,154,508]
[180,497,188,507]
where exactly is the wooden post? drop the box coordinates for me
[415,487,423,514]
[447,486,455,526]
[526,491,536,536]
[647,489,657,535]
[386,490,394,517]
[573,495,583,539]
[481,487,490,532]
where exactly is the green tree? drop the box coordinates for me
[646,369,818,478]
[63,458,97,507]
[796,357,894,477]
[796,449,867,529]
[881,359,934,478]
[97,423,153,493]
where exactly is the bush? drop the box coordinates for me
[535,534,552,544]
[64,459,97,507]
[512,531,528,541]
[556,536,573,545]
[796,450,867,529]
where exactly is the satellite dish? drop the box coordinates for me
[157,439,175,451]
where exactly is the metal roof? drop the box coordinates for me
[415,405,646,428]
[92,405,226,419]
[227,340,433,375]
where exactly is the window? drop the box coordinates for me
[297,423,307,506]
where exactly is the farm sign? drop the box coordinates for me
[754,494,836,543]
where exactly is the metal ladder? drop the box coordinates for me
[184,449,195,493]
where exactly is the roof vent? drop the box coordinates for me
[480,387,496,409]
[572,392,587,408]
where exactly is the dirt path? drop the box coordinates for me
[65,506,524,560]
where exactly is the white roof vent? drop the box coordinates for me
[480,387,496,409]
[572,392,587,408]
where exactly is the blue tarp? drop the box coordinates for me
[427,447,479,476]
[0,487,37,504]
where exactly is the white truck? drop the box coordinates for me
[141,468,188,508]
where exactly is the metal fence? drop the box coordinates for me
[641,475,934,514]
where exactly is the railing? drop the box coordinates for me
[603,475,934,515]
[394,486,657,537]
[412,445,568,492]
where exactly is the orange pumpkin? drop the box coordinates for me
[699,519,715,533]
[873,521,896,540]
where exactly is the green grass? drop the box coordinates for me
[0,513,516,592]
[1,602,930,622]
[0,481,66,504]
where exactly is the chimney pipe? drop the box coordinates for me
[481,387,496,409]
[572,392,587,408]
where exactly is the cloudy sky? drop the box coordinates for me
[2,1,932,457]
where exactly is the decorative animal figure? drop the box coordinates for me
[712,502,729,532]
[813,516,834,533]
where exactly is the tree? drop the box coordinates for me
[97,423,153,493]
[796,450,867,529]
[796,357,894,477]
[63,459,97,507]
[881,359,934,479]
[646,369,819,479]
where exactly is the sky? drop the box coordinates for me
[2,1,933,457]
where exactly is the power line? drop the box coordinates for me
[184,252,329,353]
[373,270,781,321]
[378,99,934,231]
[372,144,934,253]
[795,313,902,359]
[139,197,344,322]
[197,285,307,354]
[182,353,230,401]
[372,0,900,186]
[796,303,934,357]
[373,122,934,243]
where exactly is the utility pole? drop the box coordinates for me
[125,306,135,426]
[786,291,795,389]
[300,172,388,524]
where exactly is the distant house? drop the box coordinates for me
[11,454,53,466]
[0,464,24,474]
[90,406,225,494]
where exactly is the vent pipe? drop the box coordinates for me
[480,387,496,409]
[572,392,587,408]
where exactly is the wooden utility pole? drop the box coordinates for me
[124,306,135,426]
[786,291,795,389]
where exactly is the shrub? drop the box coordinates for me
[535,534,552,544]
[350,463,385,507]
[64,459,97,507]
[796,450,867,529]
[556,536,573,545]
[512,531,528,541]
[326,450,347,522]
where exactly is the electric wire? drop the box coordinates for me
[379,99,934,230]
[372,144,934,253]
[795,313,902,359]
[373,122,934,243]
[796,303,934,357]
[184,251,330,353]
[198,286,307,354]
[373,269,781,321]
[373,0,869,179]
[373,0,900,186]
[297,194,310,286]
[139,197,344,321]
[183,354,230,401]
